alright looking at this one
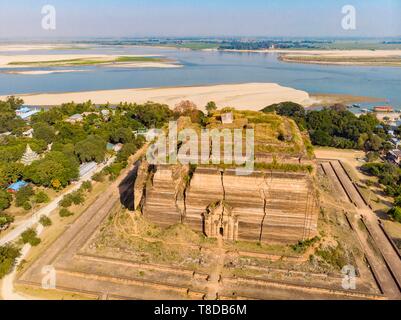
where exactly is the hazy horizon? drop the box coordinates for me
[0,0,400,39]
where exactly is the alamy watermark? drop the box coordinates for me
[146,121,255,175]
[342,5,356,30]
[41,265,56,289]
[41,5,56,31]
[341,265,357,290]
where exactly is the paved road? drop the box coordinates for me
[0,157,115,246]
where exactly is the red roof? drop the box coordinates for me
[374,106,393,112]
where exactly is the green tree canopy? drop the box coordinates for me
[24,151,79,188]
[75,135,107,163]
[0,245,20,279]
[33,122,56,144]
[0,190,12,211]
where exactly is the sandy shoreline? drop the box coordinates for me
[0,83,312,110]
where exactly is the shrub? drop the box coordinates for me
[81,181,92,192]
[22,202,32,211]
[0,213,14,229]
[59,208,73,217]
[35,191,50,204]
[315,244,347,270]
[92,171,105,182]
[20,228,41,246]
[394,196,401,207]
[0,244,21,278]
[15,185,34,207]
[59,195,73,208]
[291,236,320,254]
[389,206,401,223]
[59,190,85,208]
[39,215,52,227]
[70,190,85,205]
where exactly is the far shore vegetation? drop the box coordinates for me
[279,54,401,67]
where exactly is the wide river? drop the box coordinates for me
[1,46,401,109]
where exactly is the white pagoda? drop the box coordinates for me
[21,144,39,166]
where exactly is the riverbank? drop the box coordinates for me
[0,83,312,111]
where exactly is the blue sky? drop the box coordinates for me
[0,0,400,38]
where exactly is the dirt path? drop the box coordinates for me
[206,234,225,300]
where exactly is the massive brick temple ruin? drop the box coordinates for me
[134,111,319,244]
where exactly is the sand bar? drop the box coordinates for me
[217,49,401,66]
[218,49,401,57]
[2,69,90,75]
[0,54,179,68]
[0,83,312,110]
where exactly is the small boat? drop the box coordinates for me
[352,104,361,108]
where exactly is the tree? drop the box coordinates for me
[0,190,12,211]
[59,208,73,217]
[33,122,56,144]
[24,151,79,188]
[310,130,332,146]
[75,135,106,163]
[110,128,134,144]
[0,163,24,186]
[205,101,217,115]
[20,228,41,246]
[127,102,172,128]
[39,215,52,227]
[0,245,20,279]
[81,181,92,192]
[15,185,34,208]
[0,213,14,229]
[31,108,62,125]
[174,100,205,124]
[59,190,85,208]
[0,97,24,133]
[55,122,87,144]
[35,191,50,204]
[364,134,383,152]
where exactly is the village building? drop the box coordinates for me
[79,162,97,178]
[101,109,111,120]
[66,114,84,124]
[373,106,394,113]
[16,106,40,120]
[7,180,28,193]
[22,128,34,138]
[106,142,123,152]
[221,112,234,124]
[387,149,401,166]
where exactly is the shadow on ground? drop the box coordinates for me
[118,161,140,211]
